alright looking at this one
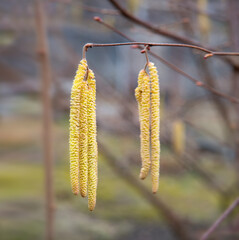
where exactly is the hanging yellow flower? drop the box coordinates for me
[79,79,89,198]
[135,69,144,104]
[70,58,99,210]
[70,53,161,211]
[139,73,151,180]
[69,59,87,195]
[135,70,151,180]
[87,69,98,211]
[148,62,160,194]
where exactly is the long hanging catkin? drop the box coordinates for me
[139,73,151,180]
[135,69,144,104]
[135,70,151,180]
[148,62,160,194]
[69,59,87,195]
[87,69,98,211]
[79,76,89,198]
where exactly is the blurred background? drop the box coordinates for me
[1,0,239,239]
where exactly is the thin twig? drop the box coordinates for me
[82,39,239,103]
[83,42,210,57]
[108,0,200,45]
[93,17,239,104]
[108,0,239,69]
[141,45,150,70]
[83,42,239,60]
[200,197,239,240]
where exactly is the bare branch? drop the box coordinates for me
[82,33,239,103]
[93,17,239,104]
[83,42,239,60]
[200,197,239,240]
[108,0,239,69]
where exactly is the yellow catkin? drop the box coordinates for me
[148,62,160,194]
[135,70,151,179]
[139,73,151,180]
[79,79,89,198]
[172,119,185,156]
[69,59,87,195]
[135,69,145,104]
[87,69,98,211]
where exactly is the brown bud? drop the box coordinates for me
[93,16,102,22]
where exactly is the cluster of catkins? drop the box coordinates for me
[135,62,160,194]
[69,59,98,211]
[70,59,160,211]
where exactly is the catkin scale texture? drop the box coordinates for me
[139,73,151,180]
[135,70,151,179]
[148,62,160,194]
[69,59,87,195]
[135,69,144,104]
[87,70,98,211]
[79,79,89,198]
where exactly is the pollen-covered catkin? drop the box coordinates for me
[69,59,87,195]
[87,69,98,211]
[135,69,145,104]
[148,62,160,194]
[79,78,89,198]
[135,70,151,179]
[139,73,151,180]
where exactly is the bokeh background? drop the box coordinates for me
[1,0,239,240]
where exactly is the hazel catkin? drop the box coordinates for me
[135,69,145,104]
[87,69,98,211]
[69,59,87,195]
[79,78,89,198]
[135,70,151,180]
[148,62,160,194]
[139,73,151,180]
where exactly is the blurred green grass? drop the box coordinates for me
[0,114,234,239]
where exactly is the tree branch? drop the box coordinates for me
[83,42,239,59]
[82,25,239,104]
[108,0,239,69]
[200,197,239,240]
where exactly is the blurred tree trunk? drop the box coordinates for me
[35,1,54,240]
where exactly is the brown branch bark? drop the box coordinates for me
[200,197,239,240]
[35,1,54,240]
[108,0,239,69]
[93,18,239,104]
[108,0,200,45]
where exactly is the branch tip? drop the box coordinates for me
[196,82,204,86]
[94,16,102,22]
[204,53,214,59]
